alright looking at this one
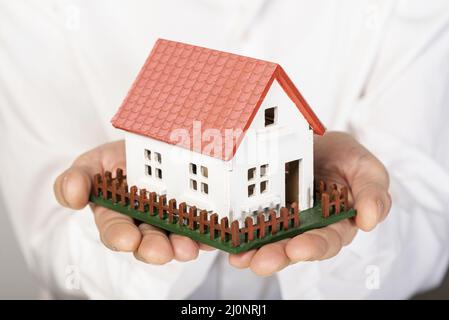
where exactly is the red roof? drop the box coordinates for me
[112,39,325,161]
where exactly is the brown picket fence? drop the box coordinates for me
[92,169,348,247]
[315,181,349,217]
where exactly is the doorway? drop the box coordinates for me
[285,159,300,207]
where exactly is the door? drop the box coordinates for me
[285,159,300,207]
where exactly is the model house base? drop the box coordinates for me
[90,169,356,253]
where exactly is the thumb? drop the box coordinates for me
[54,165,93,210]
[53,166,92,210]
[350,154,392,231]
[353,181,391,231]
[54,140,125,210]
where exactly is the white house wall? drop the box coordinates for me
[228,79,314,223]
[124,80,314,224]
[125,132,230,216]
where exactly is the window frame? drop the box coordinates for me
[260,180,268,193]
[155,152,162,164]
[264,106,277,127]
[145,164,152,177]
[246,164,270,198]
[201,166,208,178]
[143,148,163,181]
[248,184,256,197]
[247,167,256,181]
[189,163,197,175]
[201,182,209,195]
[189,163,209,195]
[145,149,151,161]
[190,179,198,191]
[155,168,163,179]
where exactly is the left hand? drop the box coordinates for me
[53,140,215,265]
[228,131,392,276]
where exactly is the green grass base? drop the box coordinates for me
[90,194,356,254]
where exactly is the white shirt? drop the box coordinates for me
[1,0,449,299]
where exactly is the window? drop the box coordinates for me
[190,179,197,191]
[248,167,256,181]
[155,152,162,163]
[248,184,255,197]
[260,164,268,177]
[201,166,208,178]
[144,149,163,181]
[145,165,152,176]
[260,180,268,193]
[189,163,209,195]
[145,149,151,160]
[247,165,270,198]
[264,107,277,126]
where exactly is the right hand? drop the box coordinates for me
[53,140,214,264]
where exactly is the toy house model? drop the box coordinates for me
[112,39,325,224]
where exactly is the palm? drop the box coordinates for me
[228,132,391,275]
[55,141,213,264]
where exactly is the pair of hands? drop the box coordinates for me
[54,132,391,276]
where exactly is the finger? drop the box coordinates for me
[349,151,391,231]
[352,180,391,231]
[249,239,290,276]
[315,132,391,231]
[169,234,199,261]
[53,140,126,210]
[327,218,358,246]
[54,166,92,210]
[228,249,257,269]
[285,219,357,262]
[379,192,392,222]
[97,140,126,172]
[54,170,69,207]
[353,182,391,231]
[93,205,141,252]
[135,223,174,265]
